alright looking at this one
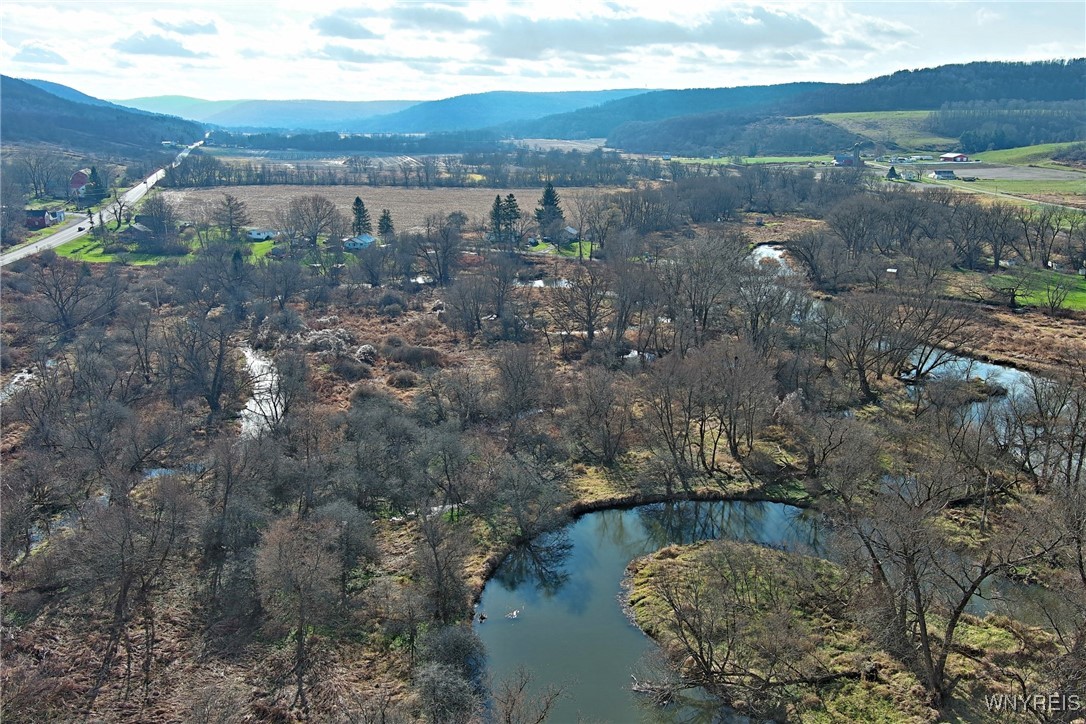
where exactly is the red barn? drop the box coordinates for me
[69,168,90,198]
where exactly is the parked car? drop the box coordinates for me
[77,226,85,231]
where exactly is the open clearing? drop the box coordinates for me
[161,185,614,231]
[812,110,959,150]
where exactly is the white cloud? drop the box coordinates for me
[113,32,207,58]
[312,12,378,39]
[12,42,66,65]
[153,18,218,35]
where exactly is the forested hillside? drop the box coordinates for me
[610,113,862,156]
[506,59,1083,150]
[504,83,826,139]
[1,76,204,154]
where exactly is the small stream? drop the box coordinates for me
[239,346,281,437]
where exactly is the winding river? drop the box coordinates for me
[475,501,822,723]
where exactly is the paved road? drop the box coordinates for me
[0,142,202,268]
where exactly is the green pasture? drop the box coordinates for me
[974,142,1084,168]
[673,155,833,165]
[991,269,1086,311]
[55,236,277,265]
[56,237,186,265]
[947,178,1086,198]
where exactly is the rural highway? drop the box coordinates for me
[0,141,202,268]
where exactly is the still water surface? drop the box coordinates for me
[476,501,820,723]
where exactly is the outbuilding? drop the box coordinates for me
[939,153,969,162]
[344,234,376,250]
[247,229,278,241]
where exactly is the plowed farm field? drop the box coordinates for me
[161,185,613,232]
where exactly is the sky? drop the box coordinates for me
[2,1,1083,102]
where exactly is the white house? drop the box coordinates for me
[247,228,278,240]
[344,234,376,250]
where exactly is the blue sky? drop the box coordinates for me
[2,1,1083,101]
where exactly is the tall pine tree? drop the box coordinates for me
[378,209,394,240]
[535,183,563,237]
[490,193,522,250]
[352,196,372,236]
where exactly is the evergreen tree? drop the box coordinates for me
[352,196,372,236]
[85,166,106,205]
[490,195,504,240]
[378,209,394,240]
[490,193,523,249]
[535,182,563,236]
[502,193,521,228]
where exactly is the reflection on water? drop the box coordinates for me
[476,501,818,723]
[492,533,573,596]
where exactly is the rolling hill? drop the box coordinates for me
[600,59,1086,155]
[1,76,205,155]
[504,83,827,139]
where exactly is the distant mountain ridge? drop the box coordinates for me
[114,96,421,131]
[345,89,649,134]
[114,89,649,133]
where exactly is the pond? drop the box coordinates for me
[475,500,821,723]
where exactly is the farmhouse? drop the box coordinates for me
[939,152,969,162]
[24,209,64,229]
[247,228,278,241]
[931,169,957,180]
[344,234,376,250]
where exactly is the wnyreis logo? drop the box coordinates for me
[984,693,1082,713]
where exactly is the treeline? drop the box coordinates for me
[608,114,861,156]
[162,147,636,189]
[206,128,502,154]
[1054,142,1086,165]
[927,100,1086,152]
[790,59,1085,114]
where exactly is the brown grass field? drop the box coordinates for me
[161,185,615,232]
